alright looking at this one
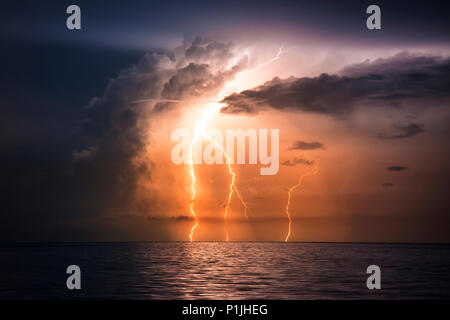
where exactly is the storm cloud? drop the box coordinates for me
[220,52,450,116]
[76,37,247,215]
[0,37,246,241]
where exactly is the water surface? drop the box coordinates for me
[1,242,449,299]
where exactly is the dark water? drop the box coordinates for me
[1,242,449,299]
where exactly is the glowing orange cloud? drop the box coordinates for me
[187,46,286,242]
[187,103,221,242]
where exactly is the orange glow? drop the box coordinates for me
[221,145,236,242]
[187,103,222,241]
[285,164,319,242]
[202,135,249,241]
[187,46,285,241]
[188,160,198,242]
[233,186,249,219]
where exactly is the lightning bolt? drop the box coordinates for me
[188,157,198,242]
[233,185,248,219]
[239,45,286,75]
[187,45,285,241]
[187,103,220,242]
[223,152,235,242]
[285,163,319,242]
[203,138,248,242]
[217,143,249,241]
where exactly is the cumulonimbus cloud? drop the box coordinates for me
[75,37,247,216]
[220,52,450,116]
[1,36,248,231]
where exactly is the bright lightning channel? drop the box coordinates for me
[285,164,319,242]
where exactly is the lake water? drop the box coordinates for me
[1,242,449,299]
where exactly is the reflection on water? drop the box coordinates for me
[1,242,450,299]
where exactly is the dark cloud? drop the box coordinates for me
[382,182,394,187]
[221,52,450,116]
[282,157,315,166]
[388,166,407,171]
[0,37,244,241]
[378,123,424,140]
[288,140,324,150]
